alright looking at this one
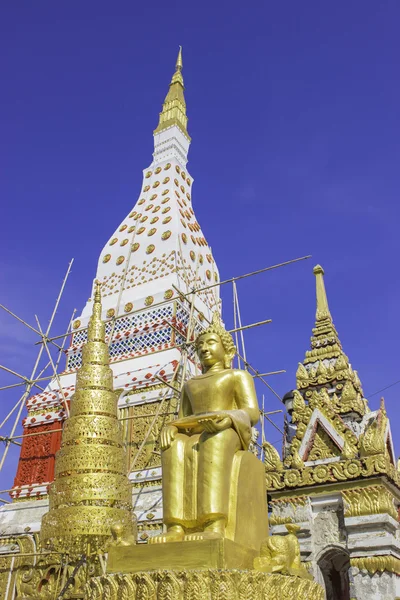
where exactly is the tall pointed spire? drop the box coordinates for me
[303,264,342,367]
[314,264,331,321]
[41,282,136,555]
[154,46,190,140]
[295,265,366,416]
[176,45,183,70]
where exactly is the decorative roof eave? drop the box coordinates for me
[268,395,399,493]
[297,408,345,462]
[266,452,400,494]
[154,47,191,141]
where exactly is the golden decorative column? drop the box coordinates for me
[41,282,136,555]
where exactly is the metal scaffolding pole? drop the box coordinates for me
[0,261,74,471]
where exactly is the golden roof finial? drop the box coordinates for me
[94,279,101,303]
[88,280,104,342]
[313,264,331,321]
[154,46,190,140]
[176,45,183,71]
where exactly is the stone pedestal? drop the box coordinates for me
[85,569,324,600]
[107,538,258,572]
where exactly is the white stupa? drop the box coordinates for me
[6,48,220,542]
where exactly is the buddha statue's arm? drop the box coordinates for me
[234,370,259,426]
[218,370,259,449]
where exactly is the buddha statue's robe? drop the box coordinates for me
[162,368,259,530]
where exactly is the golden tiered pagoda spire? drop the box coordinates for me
[41,282,136,555]
[295,264,366,416]
[154,46,190,139]
[268,264,397,491]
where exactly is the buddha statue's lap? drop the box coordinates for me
[162,425,242,532]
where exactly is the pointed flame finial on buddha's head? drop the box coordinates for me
[195,312,236,370]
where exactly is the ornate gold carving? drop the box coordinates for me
[254,524,312,580]
[292,390,305,419]
[296,363,308,382]
[85,570,324,600]
[267,453,400,491]
[263,441,283,473]
[342,485,397,520]
[269,515,293,526]
[282,381,361,484]
[307,425,341,462]
[360,399,388,457]
[73,319,81,330]
[350,556,400,575]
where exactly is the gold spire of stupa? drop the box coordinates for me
[303,264,343,367]
[41,282,136,555]
[154,46,190,139]
[296,265,366,416]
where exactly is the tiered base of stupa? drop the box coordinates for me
[84,539,324,599]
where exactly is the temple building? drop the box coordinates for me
[0,50,398,600]
[267,265,400,600]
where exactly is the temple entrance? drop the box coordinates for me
[318,548,351,600]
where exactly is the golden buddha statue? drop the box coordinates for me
[150,313,268,548]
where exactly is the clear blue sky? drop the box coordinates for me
[0,2,399,489]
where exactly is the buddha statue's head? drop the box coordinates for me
[195,312,236,371]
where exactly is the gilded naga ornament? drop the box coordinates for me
[254,524,312,580]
